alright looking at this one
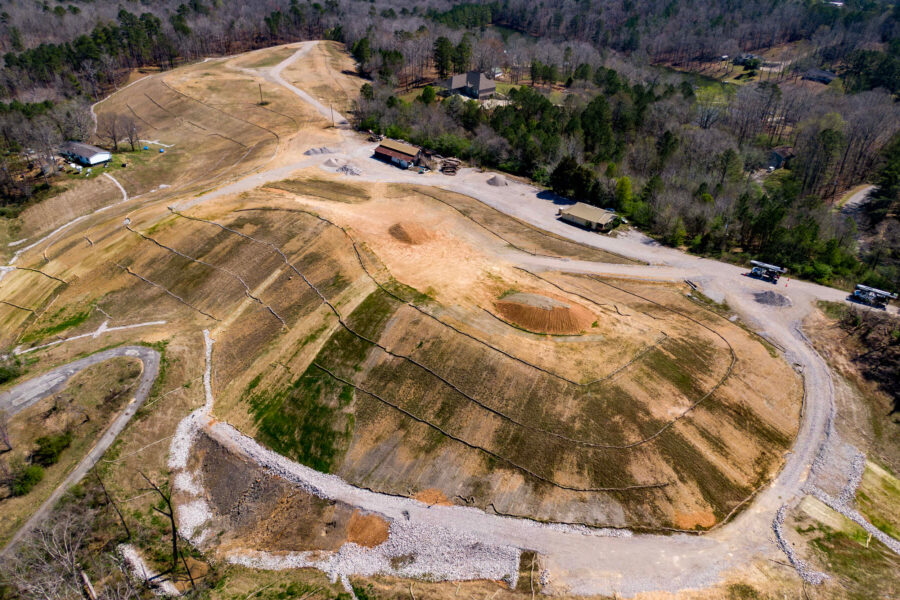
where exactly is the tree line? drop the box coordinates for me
[356,55,900,290]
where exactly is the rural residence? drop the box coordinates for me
[439,71,496,100]
[60,141,112,166]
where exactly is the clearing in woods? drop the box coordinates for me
[0,41,818,595]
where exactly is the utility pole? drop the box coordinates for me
[330,103,335,127]
[258,83,264,105]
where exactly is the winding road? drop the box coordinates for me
[1,42,896,596]
[0,346,160,554]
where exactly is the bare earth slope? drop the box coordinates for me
[0,41,895,598]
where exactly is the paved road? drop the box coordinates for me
[0,346,160,554]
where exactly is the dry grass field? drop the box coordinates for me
[0,42,809,593]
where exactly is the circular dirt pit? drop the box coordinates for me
[754,290,792,307]
[495,292,595,334]
[389,222,432,245]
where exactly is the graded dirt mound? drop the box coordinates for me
[754,290,792,307]
[495,292,595,334]
[487,174,508,186]
[323,157,344,168]
[389,222,432,245]
[347,510,390,547]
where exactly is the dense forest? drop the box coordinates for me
[0,0,898,289]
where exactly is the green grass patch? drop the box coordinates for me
[855,463,900,540]
[245,289,398,472]
[21,304,93,342]
[818,299,848,320]
[807,523,900,600]
[382,278,430,304]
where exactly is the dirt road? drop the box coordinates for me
[0,346,160,554]
[181,42,895,595]
[4,42,894,596]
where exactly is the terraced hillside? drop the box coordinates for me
[0,42,803,582]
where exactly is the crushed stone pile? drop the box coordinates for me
[338,164,362,176]
[487,174,508,186]
[754,290,792,307]
[305,146,334,155]
[323,157,344,168]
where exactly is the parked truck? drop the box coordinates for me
[749,260,787,284]
[850,284,897,309]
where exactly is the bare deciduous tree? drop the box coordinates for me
[96,113,120,153]
[121,115,139,152]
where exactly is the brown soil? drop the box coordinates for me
[495,292,595,334]
[413,488,453,506]
[388,222,432,245]
[347,510,390,548]
[673,511,717,529]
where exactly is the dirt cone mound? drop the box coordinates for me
[495,292,595,334]
[389,222,432,245]
[487,174,508,186]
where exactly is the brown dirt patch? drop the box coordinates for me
[495,292,595,334]
[413,488,453,506]
[347,510,390,548]
[388,222,432,245]
[673,510,717,529]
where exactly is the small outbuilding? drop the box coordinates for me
[769,146,795,170]
[60,141,112,166]
[373,139,422,169]
[558,203,618,232]
[802,69,838,85]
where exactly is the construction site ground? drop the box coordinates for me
[0,41,897,599]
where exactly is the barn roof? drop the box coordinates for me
[559,202,617,225]
[376,139,421,158]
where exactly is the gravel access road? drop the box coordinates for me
[198,43,897,595]
[0,346,160,554]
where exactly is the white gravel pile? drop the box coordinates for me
[177,498,212,539]
[174,471,202,495]
[487,174,508,186]
[323,157,344,168]
[808,488,900,555]
[119,544,181,596]
[167,410,201,471]
[338,164,362,176]
[772,505,829,584]
[230,518,520,586]
[305,146,334,155]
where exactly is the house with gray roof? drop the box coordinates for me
[439,71,496,100]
